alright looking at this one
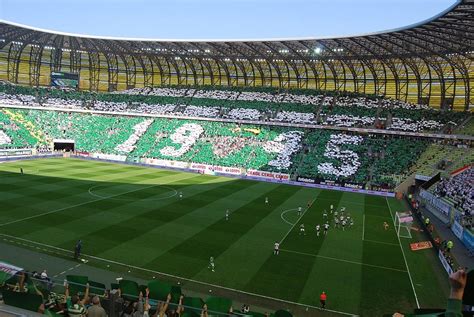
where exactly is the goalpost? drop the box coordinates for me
[394,212,413,238]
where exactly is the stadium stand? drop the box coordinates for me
[1,259,470,317]
[434,168,473,218]
[0,2,474,313]
[0,82,468,133]
[408,143,473,177]
[0,268,279,317]
[0,110,37,149]
[0,107,445,189]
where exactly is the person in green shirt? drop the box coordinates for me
[444,269,467,317]
[64,282,90,317]
[392,269,467,317]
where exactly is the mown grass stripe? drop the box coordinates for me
[243,190,343,302]
[143,184,299,277]
[97,180,280,264]
[0,167,183,224]
[1,171,202,236]
[56,177,256,256]
[358,195,416,316]
[189,187,319,290]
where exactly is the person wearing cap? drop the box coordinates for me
[320,291,327,309]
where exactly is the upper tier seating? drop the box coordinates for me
[0,82,468,133]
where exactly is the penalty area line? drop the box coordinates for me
[280,248,408,273]
[0,233,357,316]
[386,197,420,308]
[362,239,399,247]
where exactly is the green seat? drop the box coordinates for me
[271,310,293,317]
[66,275,88,296]
[139,284,148,296]
[205,296,232,314]
[247,312,267,317]
[182,296,204,316]
[88,280,106,296]
[170,285,182,302]
[147,280,172,301]
[119,279,139,301]
[2,290,43,312]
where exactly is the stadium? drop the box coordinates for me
[0,0,473,316]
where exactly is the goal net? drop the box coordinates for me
[394,212,413,238]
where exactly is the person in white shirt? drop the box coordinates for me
[274,242,280,255]
[324,223,330,235]
[299,223,306,235]
[208,257,215,272]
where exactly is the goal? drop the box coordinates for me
[394,212,413,238]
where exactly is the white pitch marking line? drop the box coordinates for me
[280,248,408,273]
[386,197,420,308]
[280,208,298,226]
[362,239,399,246]
[88,184,177,201]
[0,182,170,227]
[0,233,356,316]
[279,199,314,245]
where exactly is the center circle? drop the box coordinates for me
[281,208,299,225]
[88,184,178,201]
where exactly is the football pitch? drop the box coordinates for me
[0,158,449,316]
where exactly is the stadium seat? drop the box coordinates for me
[205,296,232,314]
[147,279,172,301]
[66,274,88,296]
[119,279,140,300]
[271,309,293,317]
[2,289,43,312]
[88,280,107,295]
[182,296,204,316]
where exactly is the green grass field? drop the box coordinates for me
[0,158,449,316]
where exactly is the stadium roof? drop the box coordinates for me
[0,0,473,60]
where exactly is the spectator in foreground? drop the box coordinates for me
[446,269,467,317]
[88,295,108,317]
[64,282,90,317]
[392,269,467,317]
[200,304,208,317]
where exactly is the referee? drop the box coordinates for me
[320,291,327,309]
